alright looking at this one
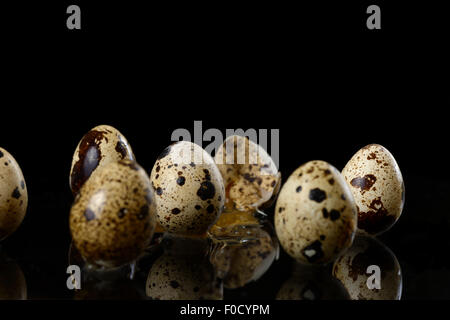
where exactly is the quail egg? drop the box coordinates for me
[275,160,357,264]
[70,160,156,268]
[342,144,404,235]
[332,235,402,300]
[215,135,281,211]
[276,264,349,300]
[70,125,135,196]
[150,141,225,236]
[0,148,28,242]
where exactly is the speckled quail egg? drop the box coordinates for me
[70,125,135,196]
[332,235,402,300]
[0,252,27,300]
[275,160,357,264]
[146,236,222,300]
[150,141,225,236]
[209,224,279,289]
[70,160,156,268]
[342,144,405,235]
[215,135,281,211]
[276,264,349,300]
[0,148,28,242]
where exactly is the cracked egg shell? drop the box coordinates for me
[0,148,28,242]
[332,235,402,300]
[70,125,135,196]
[342,144,404,235]
[150,141,225,236]
[69,159,156,268]
[214,135,281,212]
[275,160,357,265]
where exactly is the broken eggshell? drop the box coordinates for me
[214,135,281,212]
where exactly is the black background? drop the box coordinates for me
[0,0,449,308]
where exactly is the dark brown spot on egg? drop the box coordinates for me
[296,186,302,193]
[309,188,326,203]
[170,280,180,289]
[84,208,96,221]
[189,162,196,167]
[11,187,21,199]
[118,208,128,218]
[328,178,335,185]
[156,165,160,172]
[206,204,215,214]
[156,187,163,196]
[341,194,346,200]
[302,240,324,263]
[350,174,377,192]
[195,205,201,210]
[157,146,171,160]
[171,208,181,215]
[20,180,25,190]
[330,209,340,221]
[367,152,377,160]
[176,176,186,186]
[70,130,106,195]
[322,208,329,218]
[203,169,211,181]
[197,181,216,200]
[357,197,395,234]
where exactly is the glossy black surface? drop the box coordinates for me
[1,0,448,301]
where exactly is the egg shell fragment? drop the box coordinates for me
[150,141,225,235]
[275,160,357,264]
[70,160,156,268]
[342,144,404,235]
[0,148,28,242]
[215,135,281,211]
[70,125,135,196]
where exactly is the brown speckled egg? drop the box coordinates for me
[0,148,28,242]
[215,135,281,211]
[150,141,225,235]
[69,160,156,268]
[70,125,135,196]
[275,160,357,264]
[342,144,404,235]
[332,235,402,300]
[276,264,349,300]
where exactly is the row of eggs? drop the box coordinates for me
[1,125,404,297]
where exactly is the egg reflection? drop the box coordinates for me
[0,251,27,300]
[332,235,402,300]
[209,214,279,289]
[277,264,349,300]
[146,235,223,300]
